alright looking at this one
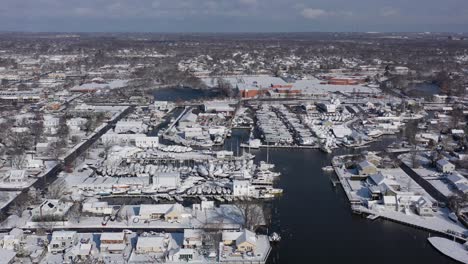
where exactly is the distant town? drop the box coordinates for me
[0,32,467,263]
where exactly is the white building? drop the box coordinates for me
[135,136,159,148]
[139,203,186,222]
[48,231,78,254]
[100,232,126,254]
[43,115,60,134]
[136,235,172,254]
[183,229,203,249]
[31,199,72,221]
[114,120,148,134]
[153,172,180,190]
[67,117,87,132]
[4,170,27,184]
[233,180,255,197]
[82,201,113,215]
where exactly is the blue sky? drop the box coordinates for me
[1,0,467,32]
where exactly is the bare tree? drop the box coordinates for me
[232,200,265,231]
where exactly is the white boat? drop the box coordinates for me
[449,212,459,222]
[428,237,468,263]
[112,188,127,195]
[269,232,281,242]
[128,189,142,195]
[322,166,334,172]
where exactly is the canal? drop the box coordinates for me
[226,128,456,264]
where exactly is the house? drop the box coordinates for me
[136,235,172,254]
[415,196,434,217]
[43,115,60,134]
[169,248,197,262]
[183,229,203,248]
[436,159,455,173]
[357,160,378,176]
[82,201,113,216]
[153,101,170,111]
[446,173,468,194]
[66,117,87,132]
[368,172,401,192]
[222,229,257,253]
[383,196,397,210]
[48,231,78,254]
[139,204,185,222]
[31,199,72,221]
[100,232,126,254]
[64,243,92,263]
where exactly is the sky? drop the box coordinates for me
[1,0,468,32]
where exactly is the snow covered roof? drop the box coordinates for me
[437,159,453,167]
[100,232,124,241]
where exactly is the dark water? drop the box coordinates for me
[407,83,440,98]
[152,87,221,102]
[225,129,455,264]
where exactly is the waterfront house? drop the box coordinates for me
[436,159,455,173]
[48,231,78,254]
[383,196,397,210]
[222,229,257,253]
[446,172,468,194]
[358,160,378,176]
[415,196,434,217]
[100,232,126,254]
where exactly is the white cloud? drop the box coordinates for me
[301,8,328,19]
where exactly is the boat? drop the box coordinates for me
[98,189,112,196]
[142,188,158,195]
[449,212,459,222]
[112,188,127,195]
[128,189,142,195]
[428,237,468,263]
[269,232,281,242]
[322,166,334,172]
[269,188,283,195]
